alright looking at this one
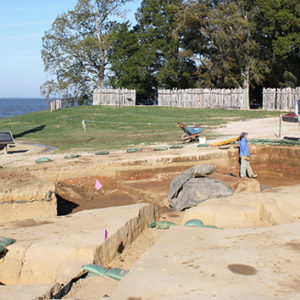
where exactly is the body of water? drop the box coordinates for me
[0,98,49,119]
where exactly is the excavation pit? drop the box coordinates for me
[0,144,300,299]
[54,145,300,215]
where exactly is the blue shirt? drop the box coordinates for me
[239,137,250,157]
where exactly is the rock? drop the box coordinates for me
[232,178,260,193]
[170,177,234,211]
[209,173,260,193]
[168,164,216,200]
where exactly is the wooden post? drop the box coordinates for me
[81,120,87,135]
[278,114,282,139]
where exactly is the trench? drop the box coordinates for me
[54,145,300,216]
[1,145,300,299]
[51,145,300,298]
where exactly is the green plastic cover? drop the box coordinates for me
[184,219,204,227]
[64,154,81,159]
[149,222,157,228]
[170,145,184,149]
[248,139,299,146]
[95,151,109,155]
[105,268,129,281]
[0,237,16,247]
[86,271,97,277]
[156,221,176,230]
[35,157,52,163]
[127,148,138,153]
[153,147,168,151]
[204,225,219,229]
[0,246,6,253]
[184,219,218,229]
[82,264,107,277]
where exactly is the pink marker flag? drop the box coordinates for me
[104,227,108,242]
[95,179,103,190]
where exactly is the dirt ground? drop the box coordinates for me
[1,117,300,299]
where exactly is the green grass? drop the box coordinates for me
[0,106,281,152]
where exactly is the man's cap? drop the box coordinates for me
[240,132,248,137]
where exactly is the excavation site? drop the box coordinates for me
[0,128,300,299]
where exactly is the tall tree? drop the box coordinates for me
[179,0,269,108]
[255,0,300,87]
[136,0,196,89]
[108,23,158,104]
[108,0,196,104]
[41,0,130,105]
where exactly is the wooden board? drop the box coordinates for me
[0,131,15,144]
[210,136,239,147]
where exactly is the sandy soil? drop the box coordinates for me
[212,116,300,139]
[1,117,300,299]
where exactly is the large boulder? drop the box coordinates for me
[168,164,216,201]
[169,177,234,211]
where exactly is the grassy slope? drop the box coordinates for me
[0,106,281,152]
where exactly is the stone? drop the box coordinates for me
[170,177,234,212]
[232,178,260,193]
[168,164,216,201]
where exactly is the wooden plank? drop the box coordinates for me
[210,136,239,147]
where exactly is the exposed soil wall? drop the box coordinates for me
[54,146,300,216]
[0,170,57,222]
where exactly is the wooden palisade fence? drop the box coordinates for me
[93,88,136,106]
[157,88,248,109]
[263,87,300,111]
[50,99,62,111]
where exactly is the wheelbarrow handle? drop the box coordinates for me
[175,121,186,127]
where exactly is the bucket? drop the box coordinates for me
[199,137,207,144]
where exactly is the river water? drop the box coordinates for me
[0,98,49,119]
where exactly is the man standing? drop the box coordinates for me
[239,132,257,178]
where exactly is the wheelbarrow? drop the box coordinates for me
[176,121,205,143]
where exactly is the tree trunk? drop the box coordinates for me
[97,53,105,89]
[242,67,250,110]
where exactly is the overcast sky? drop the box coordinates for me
[0,0,141,98]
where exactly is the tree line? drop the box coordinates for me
[41,0,300,106]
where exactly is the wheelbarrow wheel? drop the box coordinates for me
[181,134,191,143]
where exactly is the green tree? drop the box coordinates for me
[108,0,196,104]
[179,0,269,108]
[255,0,300,87]
[136,0,196,89]
[41,0,131,105]
[108,22,157,104]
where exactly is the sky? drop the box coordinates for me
[0,0,141,98]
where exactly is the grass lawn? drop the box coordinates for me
[0,106,281,152]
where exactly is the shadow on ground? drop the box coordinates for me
[14,125,46,138]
